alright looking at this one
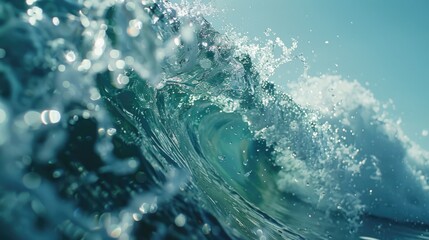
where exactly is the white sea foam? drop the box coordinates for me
[287,75,429,223]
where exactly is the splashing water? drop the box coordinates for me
[1,1,429,239]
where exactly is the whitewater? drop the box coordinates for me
[0,0,428,239]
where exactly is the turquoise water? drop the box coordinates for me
[0,1,429,239]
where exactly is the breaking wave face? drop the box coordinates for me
[1,0,429,239]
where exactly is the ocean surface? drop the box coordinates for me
[1,0,429,239]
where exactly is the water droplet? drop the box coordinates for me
[78,59,92,71]
[174,37,181,46]
[139,203,149,214]
[24,111,41,127]
[127,159,138,169]
[124,56,134,65]
[107,128,117,136]
[40,110,61,124]
[115,59,125,69]
[52,17,60,26]
[58,64,66,72]
[174,213,186,227]
[115,74,129,88]
[202,223,211,234]
[82,110,90,119]
[109,227,122,238]
[90,88,101,101]
[26,0,37,5]
[22,172,41,189]
[65,51,76,62]
[132,213,142,221]
[127,19,142,37]
[110,49,120,59]
[27,6,43,25]
[52,169,63,178]
[69,115,79,125]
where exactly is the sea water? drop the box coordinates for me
[0,0,429,239]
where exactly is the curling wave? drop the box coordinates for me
[0,1,429,239]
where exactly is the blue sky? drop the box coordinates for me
[200,0,429,148]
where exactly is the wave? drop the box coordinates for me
[0,0,428,239]
[288,75,429,223]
